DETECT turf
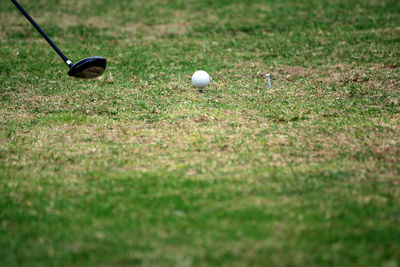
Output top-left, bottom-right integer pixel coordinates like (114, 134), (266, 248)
(1, 0), (400, 266)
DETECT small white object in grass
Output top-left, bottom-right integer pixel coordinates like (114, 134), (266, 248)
(265, 73), (271, 88)
(192, 70), (210, 92)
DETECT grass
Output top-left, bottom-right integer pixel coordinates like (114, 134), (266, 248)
(1, 0), (400, 266)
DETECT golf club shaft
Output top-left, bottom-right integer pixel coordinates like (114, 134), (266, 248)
(10, 0), (72, 67)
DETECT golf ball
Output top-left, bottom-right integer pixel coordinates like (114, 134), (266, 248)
(192, 70), (210, 89)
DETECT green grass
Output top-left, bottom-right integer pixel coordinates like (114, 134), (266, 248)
(1, 0), (400, 266)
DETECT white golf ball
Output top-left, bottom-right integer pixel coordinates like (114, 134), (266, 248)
(192, 70), (210, 89)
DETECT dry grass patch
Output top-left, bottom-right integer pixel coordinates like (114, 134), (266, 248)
(276, 66), (321, 78)
(255, 64), (399, 92)
(123, 21), (191, 40)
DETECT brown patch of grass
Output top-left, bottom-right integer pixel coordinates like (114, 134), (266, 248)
(121, 9), (192, 39)
(1, 13), (30, 36)
(59, 0), (86, 10)
(254, 64), (399, 94)
(122, 22), (149, 34)
(154, 22), (191, 37)
(48, 14), (80, 28)
(382, 79), (400, 91)
(368, 141), (400, 163)
(2, 116), (399, 181)
(0, 108), (35, 125)
(276, 66), (321, 77)
(123, 21), (191, 39)
(86, 16), (111, 29)
(48, 13), (111, 29)
(1, 11), (111, 41)
(0, 109), (271, 175)
(261, 64), (399, 101)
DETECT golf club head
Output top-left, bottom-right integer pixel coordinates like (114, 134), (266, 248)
(68, 57), (107, 79)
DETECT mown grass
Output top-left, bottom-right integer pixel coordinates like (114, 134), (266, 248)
(1, 0), (400, 266)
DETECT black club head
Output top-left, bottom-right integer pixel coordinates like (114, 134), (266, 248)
(68, 57), (107, 79)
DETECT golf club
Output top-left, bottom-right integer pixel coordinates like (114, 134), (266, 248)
(11, 0), (106, 79)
